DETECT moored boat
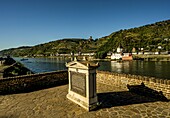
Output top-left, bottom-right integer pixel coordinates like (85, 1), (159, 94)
(20, 58), (28, 61)
(122, 53), (133, 61)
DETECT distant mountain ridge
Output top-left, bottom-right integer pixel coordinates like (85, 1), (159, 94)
(0, 19), (170, 58)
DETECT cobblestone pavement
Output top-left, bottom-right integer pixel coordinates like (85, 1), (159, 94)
(0, 83), (169, 118)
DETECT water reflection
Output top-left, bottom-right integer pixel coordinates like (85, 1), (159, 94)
(98, 60), (170, 80)
(110, 61), (123, 73)
(13, 57), (170, 80)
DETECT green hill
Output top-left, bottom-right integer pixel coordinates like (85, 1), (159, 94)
(95, 20), (170, 58)
(0, 46), (32, 57)
(0, 38), (103, 57)
(0, 19), (170, 58)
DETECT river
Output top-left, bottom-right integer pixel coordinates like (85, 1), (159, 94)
(14, 57), (170, 80)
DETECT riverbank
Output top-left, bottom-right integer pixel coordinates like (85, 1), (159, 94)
(91, 55), (170, 62)
(0, 57), (33, 78)
(133, 54), (170, 61)
(14, 54), (170, 62)
(55, 54), (170, 62)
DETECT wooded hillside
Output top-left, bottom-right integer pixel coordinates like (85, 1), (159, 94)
(0, 20), (170, 58)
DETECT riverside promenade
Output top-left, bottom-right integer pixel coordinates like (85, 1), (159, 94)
(0, 82), (169, 118)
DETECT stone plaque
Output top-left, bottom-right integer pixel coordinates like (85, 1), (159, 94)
(70, 71), (86, 97)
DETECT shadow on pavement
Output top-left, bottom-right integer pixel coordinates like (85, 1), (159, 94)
(127, 82), (169, 102)
(97, 83), (169, 109)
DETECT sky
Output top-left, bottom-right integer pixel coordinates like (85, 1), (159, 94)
(0, 0), (170, 50)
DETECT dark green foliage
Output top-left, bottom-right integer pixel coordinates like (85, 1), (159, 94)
(95, 51), (107, 59)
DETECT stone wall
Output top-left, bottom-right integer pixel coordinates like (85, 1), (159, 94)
(1, 69), (169, 99)
(97, 71), (170, 99)
(0, 70), (68, 94)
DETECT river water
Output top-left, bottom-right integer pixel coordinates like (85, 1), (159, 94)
(14, 57), (170, 80)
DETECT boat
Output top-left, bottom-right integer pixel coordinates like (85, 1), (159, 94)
(122, 53), (133, 61)
(111, 53), (122, 60)
(20, 58), (28, 61)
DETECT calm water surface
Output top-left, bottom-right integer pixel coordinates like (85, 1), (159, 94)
(14, 57), (170, 80)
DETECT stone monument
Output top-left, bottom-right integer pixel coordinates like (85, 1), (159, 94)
(66, 59), (99, 111)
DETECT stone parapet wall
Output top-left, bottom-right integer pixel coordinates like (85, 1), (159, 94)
(97, 71), (170, 99)
(0, 70), (68, 94)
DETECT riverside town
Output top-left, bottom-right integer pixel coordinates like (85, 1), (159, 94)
(0, 1), (170, 117)
(0, 20), (170, 117)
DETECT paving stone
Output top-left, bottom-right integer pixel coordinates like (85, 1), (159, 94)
(109, 111), (118, 116)
(124, 110), (136, 116)
(120, 115), (131, 118)
(0, 83), (169, 118)
(131, 114), (142, 118)
(151, 116), (159, 118)
(130, 108), (140, 114)
(161, 111), (168, 116)
(156, 107), (165, 112)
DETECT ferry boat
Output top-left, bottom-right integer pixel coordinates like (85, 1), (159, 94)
(122, 53), (133, 61)
(111, 53), (122, 60)
(111, 53), (133, 61)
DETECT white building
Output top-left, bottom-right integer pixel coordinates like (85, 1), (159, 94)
(116, 47), (123, 53)
(111, 53), (122, 60)
(111, 47), (123, 60)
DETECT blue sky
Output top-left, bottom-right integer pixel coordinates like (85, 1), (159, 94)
(0, 0), (170, 50)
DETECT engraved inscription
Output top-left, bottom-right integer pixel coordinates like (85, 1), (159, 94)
(70, 72), (86, 97)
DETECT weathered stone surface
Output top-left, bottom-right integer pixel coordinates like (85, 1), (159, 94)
(0, 83), (169, 118)
(97, 71), (170, 99)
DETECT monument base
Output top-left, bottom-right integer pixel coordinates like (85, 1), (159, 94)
(67, 92), (98, 111)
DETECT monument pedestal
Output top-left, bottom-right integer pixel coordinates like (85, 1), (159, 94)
(66, 60), (99, 111)
(67, 91), (98, 111)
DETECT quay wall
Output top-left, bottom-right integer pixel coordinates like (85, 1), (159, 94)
(97, 71), (170, 99)
(0, 70), (68, 94)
